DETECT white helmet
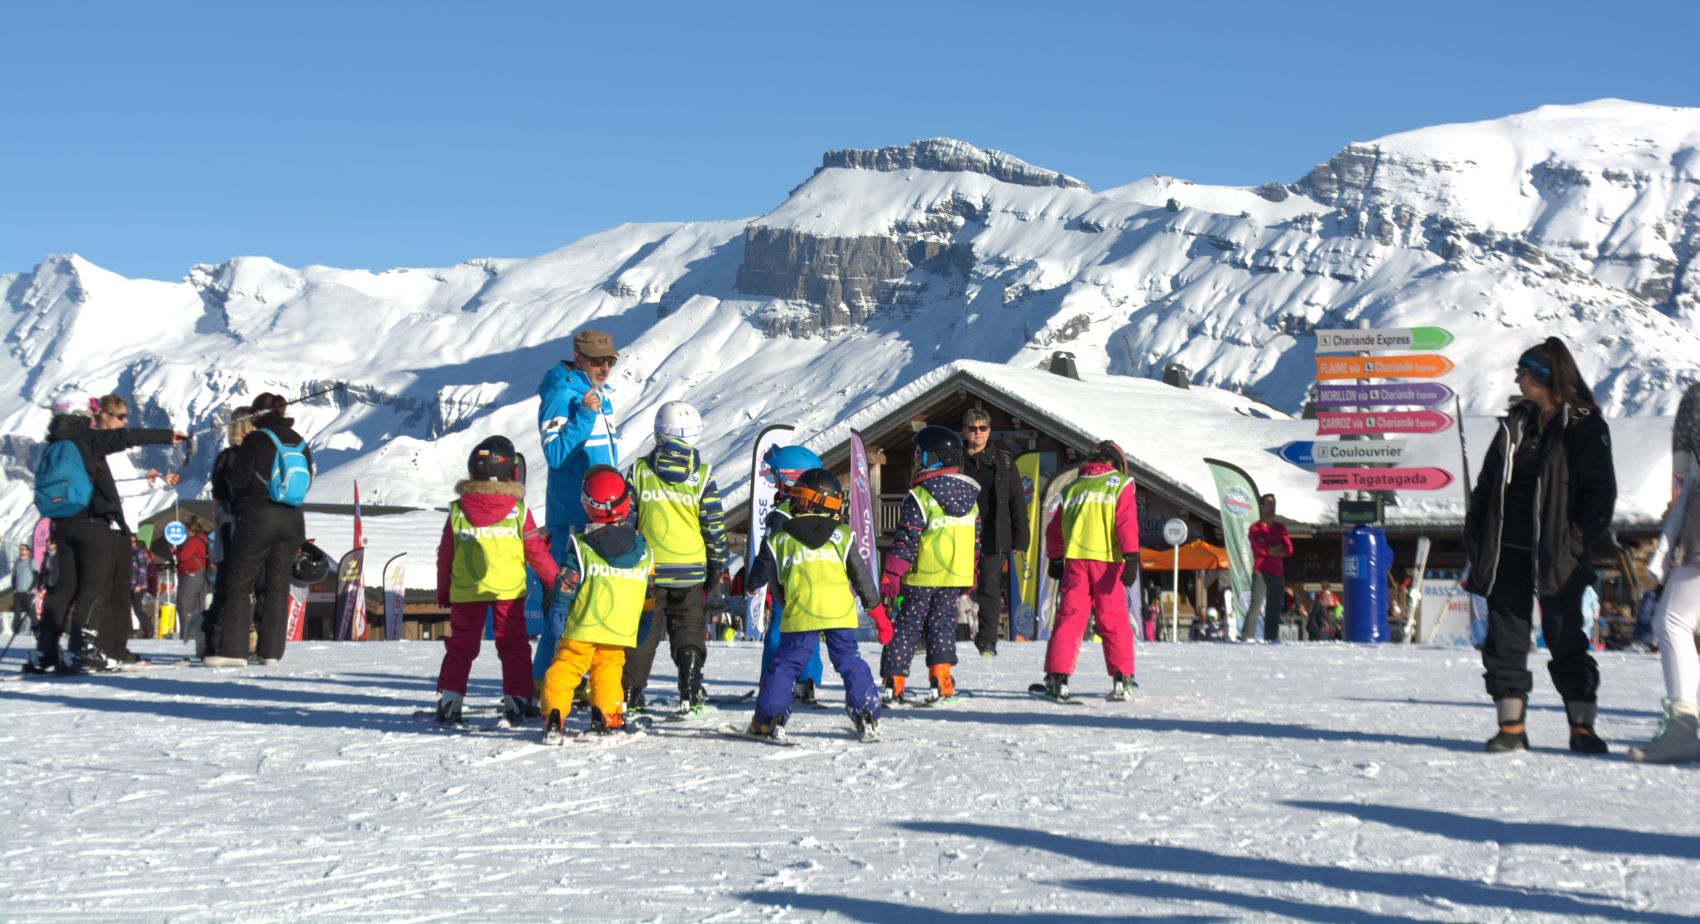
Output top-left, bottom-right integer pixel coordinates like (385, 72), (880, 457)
(1206, 607), (1220, 619)
(49, 388), (98, 417)
(653, 401), (703, 445)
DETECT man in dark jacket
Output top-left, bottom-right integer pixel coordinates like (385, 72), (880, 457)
(206, 396), (311, 667)
(958, 410), (1030, 656)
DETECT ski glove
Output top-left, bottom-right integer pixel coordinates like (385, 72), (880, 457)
(869, 604), (893, 646)
(1047, 559), (1064, 580)
(880, 572), (903, 600)
(1120, 559), (1139, 586)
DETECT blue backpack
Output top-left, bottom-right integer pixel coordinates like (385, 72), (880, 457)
(34, 440), (94, 518)
(256, 429), (312, 506)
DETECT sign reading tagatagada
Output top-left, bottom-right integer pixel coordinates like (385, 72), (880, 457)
(1316, 467), (1454, 492)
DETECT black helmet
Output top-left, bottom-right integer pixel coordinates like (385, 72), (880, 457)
(468, 435), (519, 482)
(790, 468), (845, 518)
(1087, 440), (1127, 475)
(913, 425), (964, 471)
(292, 541), (331, 584)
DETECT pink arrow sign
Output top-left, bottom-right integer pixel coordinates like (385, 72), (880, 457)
(1316, 468), (1455, 492)
(1316, 410), (1454, 436)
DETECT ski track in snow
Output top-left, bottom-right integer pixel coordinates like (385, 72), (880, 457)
(1, 639), (1694, 922)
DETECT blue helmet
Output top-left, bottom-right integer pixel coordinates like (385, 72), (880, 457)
(763, 444), (822, 492)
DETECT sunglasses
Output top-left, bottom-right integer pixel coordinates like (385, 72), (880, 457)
(965, 425), (990, 433)
(578, 355), (616, 368)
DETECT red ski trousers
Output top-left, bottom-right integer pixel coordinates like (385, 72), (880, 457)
(436, 599), (535, 699)
(1044, 559), (1135, 678)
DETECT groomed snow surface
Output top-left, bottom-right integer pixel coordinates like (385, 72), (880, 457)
(1, 639), (1694, 922)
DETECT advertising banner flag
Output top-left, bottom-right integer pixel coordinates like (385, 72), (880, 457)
(744, 425), (795, 638)
(383, 553), (407, 641)
(1203, 458), (1261, 635)
(334, 548), (367, 641)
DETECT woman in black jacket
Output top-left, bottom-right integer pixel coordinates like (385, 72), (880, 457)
(204, 394), (311, 667)
(28, 395), (185, 674)
(1464, 337), (1617, 754)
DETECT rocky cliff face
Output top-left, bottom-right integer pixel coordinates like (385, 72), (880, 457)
(815, 138), (1088, 190)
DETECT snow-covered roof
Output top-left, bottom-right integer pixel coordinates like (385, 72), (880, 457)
(728, 359), (1673, 535)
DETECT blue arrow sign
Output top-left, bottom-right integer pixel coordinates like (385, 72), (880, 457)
(1277, 441), (1315, 467)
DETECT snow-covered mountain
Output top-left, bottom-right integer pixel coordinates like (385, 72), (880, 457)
(3, 99), (1697, 546)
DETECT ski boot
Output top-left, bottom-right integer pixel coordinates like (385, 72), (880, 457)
(541, 709), (567, 746)
(1485, 698), (1529, 753)
(22, 648), (73, 676)
(625, 688), (647, 716)
(499, 694), (532, 728)
(1566, 701), (1609, 755)
(1629, 699), (1700, 764)
(880, 675), (907, 705)
(926, 664), (957, 704)
(848, 706), (880, 742)
(676, 649), (707, 717)
(71, 639), (117, 673)
(1030, 672), (1073, 703)
(589, 706), (624, 735)
(434, 691), (466, 728)
(746, 713), (787, 743)
(1107, 673), (1138, 702)
(792, 678), (819, 707)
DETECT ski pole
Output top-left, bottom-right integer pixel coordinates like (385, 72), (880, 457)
(0, 628), (20, 666)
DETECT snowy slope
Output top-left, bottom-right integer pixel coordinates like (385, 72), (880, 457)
(3, 100), (1696, 561)
(0, 639), (1693, 920)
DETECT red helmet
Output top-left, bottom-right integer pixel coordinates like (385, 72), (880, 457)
(581, 465), (632, 524)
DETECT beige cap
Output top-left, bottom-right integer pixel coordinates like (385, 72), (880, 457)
(573, 329), (618, 359)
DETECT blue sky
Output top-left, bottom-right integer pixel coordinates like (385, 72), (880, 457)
(3, 1), (1696, 280)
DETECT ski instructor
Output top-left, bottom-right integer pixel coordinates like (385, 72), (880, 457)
(533, 329), (622, 681)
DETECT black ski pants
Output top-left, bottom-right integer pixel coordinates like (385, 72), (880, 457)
(215, 505), (304, 661)
(203, 521), (235, 656)
(971, 552), (1007, 651)
(622, 585), (707, 697)
(1480, 547), (1599, 704)
(97, 531), (136, 657)
(38, 519), (118, 656)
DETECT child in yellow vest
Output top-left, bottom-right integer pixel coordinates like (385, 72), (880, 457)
(878, 426), (981, 704)
(539, 465), (655, 741)
(745, 469), (888, 742)
(434, 436), (559, 727)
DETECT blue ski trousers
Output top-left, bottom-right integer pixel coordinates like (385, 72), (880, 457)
(756, 628), (880, 725)
(879, 585), (962, 678)
(761, 596), (823, 686)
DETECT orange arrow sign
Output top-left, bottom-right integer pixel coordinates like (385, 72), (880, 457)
(1315, 355), (1455, 380)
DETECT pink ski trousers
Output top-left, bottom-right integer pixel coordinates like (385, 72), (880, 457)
(1044, 559), (1135, 678)
(436, 599), (535, 699)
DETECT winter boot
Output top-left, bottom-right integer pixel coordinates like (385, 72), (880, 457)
(590, 705), (624, 734)
(625, 688), (647, 715)
(1107, 673), (1138, 702)
(1566, 701), (1609, 754)
(499, 694), (531, 727)
(71, 639), (117, 673)
(541, 709), (567, 746)
(23, 648), (60, 675)
(927, 664), (956, 702)
(881, 675), (906, 705)
(1485, 698), (1529, 752)
(434, 691), (465, 727)
(677, 649), (706, 714)
(1629, 699), (1700, 764)
(792, 678), (819, 707)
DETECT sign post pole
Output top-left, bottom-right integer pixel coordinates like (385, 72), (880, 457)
(1162, 518), (1188, 642)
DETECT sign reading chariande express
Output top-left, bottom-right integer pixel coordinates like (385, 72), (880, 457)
(1314, 326), (1454, 353)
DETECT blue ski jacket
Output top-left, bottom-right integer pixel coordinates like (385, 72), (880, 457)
(537, 362), (620, 530)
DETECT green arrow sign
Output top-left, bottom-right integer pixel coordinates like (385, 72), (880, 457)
(1315, 326), (1455, 353)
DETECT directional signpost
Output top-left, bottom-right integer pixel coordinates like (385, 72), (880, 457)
(1278, 439), (1411, 467)
(1315, 326), (1455, 353)
(1162, 518), (1187, 642)
(1315, 467), (1455, 492)
(1314, 383), (1454, 408)
(1315, 410), (1454, 436)
(1315, 355), (1455, 380)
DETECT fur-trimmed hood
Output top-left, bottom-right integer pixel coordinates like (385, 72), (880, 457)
(454, 479), (527, 527)
(456, 479), (526, 498)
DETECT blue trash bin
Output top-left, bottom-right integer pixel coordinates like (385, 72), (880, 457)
(1343, 525), (1392, 643)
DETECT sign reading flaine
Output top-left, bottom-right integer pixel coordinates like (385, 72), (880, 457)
(1315, 383), (1454, 408)
(1315, 327), (1453, 353)
(1279, 439), (1411, 467)
(1316, 410), (1454, 436)
(1316, 355), (1454, 380)
(1316, 467), (1455, 492)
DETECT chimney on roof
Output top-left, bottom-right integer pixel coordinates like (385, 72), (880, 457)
(1162, 363), (1190, 389)
(1048, 351), (1079, 380)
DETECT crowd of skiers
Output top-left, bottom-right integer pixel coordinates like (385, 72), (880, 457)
(14, 330), (1699, 761)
